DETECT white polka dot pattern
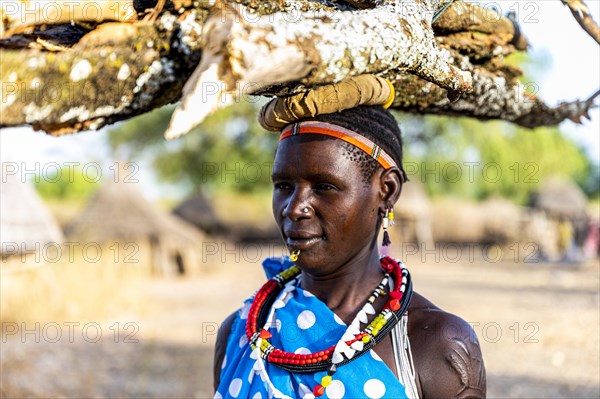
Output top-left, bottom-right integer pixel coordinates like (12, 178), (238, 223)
(296, 310), (316, 329)
(240, 303), (251, 319)
(363, 379), (386, 399)
(333, 313), (345, 326)
(228, 378), (243, 397)
(294, 347), (311, 355)
(326, 380), (346, 398)
(369, 350), (383, 361)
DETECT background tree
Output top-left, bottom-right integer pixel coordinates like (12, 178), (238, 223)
(109, 101), (278, 193)
(34, 166), (99, 201)
(400, 116), (593, 204)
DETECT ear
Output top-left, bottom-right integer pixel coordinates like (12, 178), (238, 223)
(377, 167), (403, 211)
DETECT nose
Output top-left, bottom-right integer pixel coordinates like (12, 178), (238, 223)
(282, 187), (312, 221)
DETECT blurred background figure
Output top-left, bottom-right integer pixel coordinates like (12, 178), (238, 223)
(529, 176), (590, 263)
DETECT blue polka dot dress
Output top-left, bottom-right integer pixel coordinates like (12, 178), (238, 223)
(215, 257), (409, 399)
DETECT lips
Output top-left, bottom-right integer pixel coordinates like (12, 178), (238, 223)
(284, 231), (324, 250)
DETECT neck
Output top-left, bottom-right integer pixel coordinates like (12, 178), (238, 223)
(300, 247), (385, 324)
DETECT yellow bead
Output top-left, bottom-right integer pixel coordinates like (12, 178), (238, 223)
(321, 376), (332, 387)
(372, 328), (380, 336)
(290, 250), (300, 262)
(362, 335), (371, 343)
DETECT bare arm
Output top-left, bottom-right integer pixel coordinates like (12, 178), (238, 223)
(419, 313), (486, 398)
(213, 312), (236, 393)
(408, 294), (486, 399)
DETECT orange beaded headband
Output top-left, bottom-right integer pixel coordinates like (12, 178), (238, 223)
(279, 121), (398, 170)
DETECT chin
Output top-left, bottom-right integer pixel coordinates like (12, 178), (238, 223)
(293, 251), (341, 276)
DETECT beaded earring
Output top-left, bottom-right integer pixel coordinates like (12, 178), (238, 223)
(382, 207), (395, 247)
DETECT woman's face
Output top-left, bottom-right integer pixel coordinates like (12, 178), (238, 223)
(272, 136), (383, 274)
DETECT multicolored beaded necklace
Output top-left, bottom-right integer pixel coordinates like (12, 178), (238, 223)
(246, 256), (413, 397)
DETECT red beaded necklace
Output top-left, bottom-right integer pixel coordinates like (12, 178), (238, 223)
(246, 256), (413, 397)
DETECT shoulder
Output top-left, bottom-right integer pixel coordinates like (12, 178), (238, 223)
(213, 312), (238, 392)
(407, 292), (486, 399)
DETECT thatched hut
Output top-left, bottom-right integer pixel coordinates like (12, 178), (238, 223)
(431, 197), (524, 245)
(173, 192), (227, 236)
(531, 176), (587, 219)
(393, 181), (434, 248)
(173, 192), (283, 244)
(528, 176), (589, 261)
(66, 178), (204, 276)
(480, 196), (525, 244)
(1, 171), (64, 258)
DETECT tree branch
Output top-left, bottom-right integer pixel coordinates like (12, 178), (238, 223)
(0, 0), (597, 136)
(389, 68), (599, 127)
(0, 6), (206, 134)
(562, 0), (600, 44)
(165, 0), (473, 138)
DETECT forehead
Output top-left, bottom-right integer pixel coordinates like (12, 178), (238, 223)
(272, 136), (358, 178)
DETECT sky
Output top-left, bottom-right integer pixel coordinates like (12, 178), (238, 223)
(1, 0), (599, 200)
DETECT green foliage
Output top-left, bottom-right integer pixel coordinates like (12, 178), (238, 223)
(399, 114), (593, 204)
(34, 167), (98, 201)
(108, 100), (278, 194)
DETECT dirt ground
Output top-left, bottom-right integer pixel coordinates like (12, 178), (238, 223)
(1, 247), (599, 398)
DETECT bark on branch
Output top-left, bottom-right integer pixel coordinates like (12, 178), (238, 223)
(561, 0), (600, 44)
(0, 0), (598, 136)
(165, 0), (474, 138)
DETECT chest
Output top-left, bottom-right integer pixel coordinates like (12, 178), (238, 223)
(372, 334), (399, 376)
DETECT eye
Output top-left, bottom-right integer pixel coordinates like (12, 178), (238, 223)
(315, 183), (336, 191)
(274, 182), (292, 191)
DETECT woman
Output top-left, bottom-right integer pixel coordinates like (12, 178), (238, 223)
(213, 99), (486, 398)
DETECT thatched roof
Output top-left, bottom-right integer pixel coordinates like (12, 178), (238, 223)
(1, 172), (64, 256)
(173, 192), (226, 235)
(532, 176), (588, 219)
(66, 178), (202, 246)
(173, 192), (284, 243)
(431, 197), (525, 244)
(480, 196), (524, 244)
